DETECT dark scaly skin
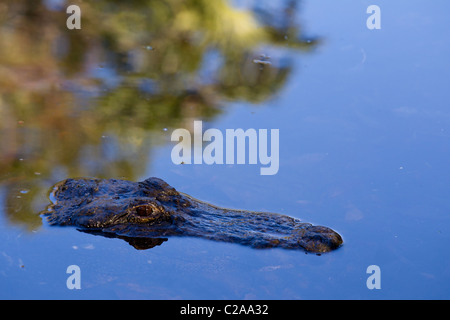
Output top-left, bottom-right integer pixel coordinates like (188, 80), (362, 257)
(42, 177), (343, 253)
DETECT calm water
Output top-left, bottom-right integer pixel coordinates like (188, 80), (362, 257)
(1, 0), (449, 299)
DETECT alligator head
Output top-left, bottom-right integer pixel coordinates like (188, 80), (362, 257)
(42, 177), (343, 253)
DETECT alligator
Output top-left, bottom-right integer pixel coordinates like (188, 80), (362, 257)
(42, 177), (343, 253)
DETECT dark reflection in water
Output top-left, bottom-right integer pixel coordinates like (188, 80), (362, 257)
(0, 0), (317, 228)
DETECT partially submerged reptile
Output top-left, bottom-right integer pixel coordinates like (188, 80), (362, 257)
(42, 177), (343, 253)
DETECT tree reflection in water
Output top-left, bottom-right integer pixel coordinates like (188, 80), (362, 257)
(0, 0), (318, 228)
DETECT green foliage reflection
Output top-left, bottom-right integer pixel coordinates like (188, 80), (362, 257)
(0, 0), (317, 228)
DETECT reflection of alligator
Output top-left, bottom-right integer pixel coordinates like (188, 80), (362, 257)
(42, 177), (343, 253)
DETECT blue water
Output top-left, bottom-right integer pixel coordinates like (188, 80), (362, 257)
(1, 0), (449, 299)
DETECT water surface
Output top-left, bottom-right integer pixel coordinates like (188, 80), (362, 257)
(0, 0), (449, 299)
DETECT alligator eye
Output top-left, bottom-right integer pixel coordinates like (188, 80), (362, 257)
(135, 205), (154, 217)
(132, 204), (167, 221)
